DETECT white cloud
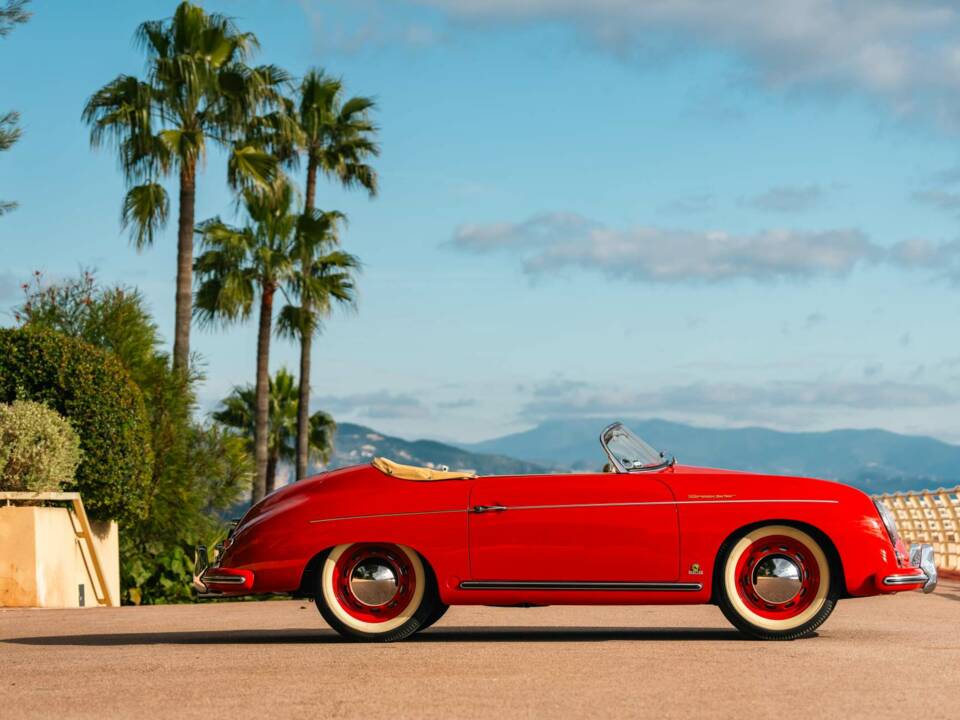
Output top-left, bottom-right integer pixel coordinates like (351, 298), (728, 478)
(520, 379), (960, 424)
(451, 212), (960, 284)
(437, 398), (477, 410)
(912, 189), (960, 213)
(888, 238), (960, 283)
(657, 193), (714, 215)
(0, 272), (22, 302)
(743, 185), (824, 213)
(298, 0), (445, 53)
(315, 391), (430, 419)
(805, 312), (826, 329)
(414, 0), (960, 124)
(451, 212), (882, 282)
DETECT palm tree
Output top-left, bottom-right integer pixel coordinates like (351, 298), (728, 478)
(278, 211), (359, 481)
(213, 368), (335, 495)
(82, 1), (286, 373)
(0, 0), (31, 216)
(286, 69), (378, 481)
(194, 179), (299, 504)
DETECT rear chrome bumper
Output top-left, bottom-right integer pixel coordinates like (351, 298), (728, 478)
(881, 543), (937, 594)
(193, 544), (254, 596)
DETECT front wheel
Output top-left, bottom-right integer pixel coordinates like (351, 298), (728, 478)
(418, 601), (449, 631)
(717, 525), (839, 641)
(315, 542), (440, 642)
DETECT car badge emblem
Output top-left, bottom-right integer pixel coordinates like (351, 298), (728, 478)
(689, 563), (703, 575)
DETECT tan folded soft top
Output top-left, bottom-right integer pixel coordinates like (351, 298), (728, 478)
(371, 457), (476, 481)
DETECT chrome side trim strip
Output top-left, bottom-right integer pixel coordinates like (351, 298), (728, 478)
(308, 508), (466, 524)
(459, 580), (703, 591)
(307, 499), (839, 524)
(882, 573), (927, 587)
(683, 498), (838, 505)
(494, 499), (839, 513)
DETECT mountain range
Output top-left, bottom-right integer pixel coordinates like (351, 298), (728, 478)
(328, 418), (960, 494)
(327, 423), (550, 476)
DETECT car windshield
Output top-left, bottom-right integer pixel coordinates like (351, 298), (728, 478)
(600, 423), (670, 472)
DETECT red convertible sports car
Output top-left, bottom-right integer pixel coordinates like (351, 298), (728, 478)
(194, 422), (937, 642)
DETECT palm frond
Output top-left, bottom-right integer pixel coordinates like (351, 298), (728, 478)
(0, 0), (30, 38)
(276, 303), (318, 339)
(308, 410), (336, 465)
(82, 75), (156, 153)
(85, 0), (281, 204)
(193, 219), (258, 326)
(212, 367), (331, 464)
(121, 183), (170, 249)
(338, 95), (377, 122)
(227, 144), (278, 191)
(134, 19), (170, 59)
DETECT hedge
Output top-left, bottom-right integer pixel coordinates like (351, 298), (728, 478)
(0, 327), (153, 522)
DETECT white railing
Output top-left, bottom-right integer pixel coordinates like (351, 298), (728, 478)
(874, 487), (960, 573)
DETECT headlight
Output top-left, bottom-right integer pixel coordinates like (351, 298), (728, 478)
(874, 499), (903, 561)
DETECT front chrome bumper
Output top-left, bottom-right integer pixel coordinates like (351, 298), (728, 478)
(193, 544), (254, 596)
(881, 543), (937, 594)
(192, 544), (211, 594)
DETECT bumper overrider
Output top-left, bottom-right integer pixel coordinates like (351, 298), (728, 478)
(193, 544), (254, 597)
(880, 543), (938, 594)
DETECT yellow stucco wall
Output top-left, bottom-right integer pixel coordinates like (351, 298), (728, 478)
(0, 506), (120, 608)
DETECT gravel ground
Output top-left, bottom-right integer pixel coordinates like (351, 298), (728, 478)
(1, 581), (958, 719)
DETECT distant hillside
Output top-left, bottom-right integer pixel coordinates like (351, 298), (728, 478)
(465, 418), (960, 493)
(325, 422), (550, 476)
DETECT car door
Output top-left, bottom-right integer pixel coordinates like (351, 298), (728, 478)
(467, 472), (679, 582)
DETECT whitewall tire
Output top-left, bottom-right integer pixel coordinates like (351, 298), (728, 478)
(315, 542), (438, 642)
(717, 525), (839, 640)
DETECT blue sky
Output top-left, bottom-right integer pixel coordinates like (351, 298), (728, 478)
(2, 0), (960, 443)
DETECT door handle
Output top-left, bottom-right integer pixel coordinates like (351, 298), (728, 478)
(472, 504), (507, 514)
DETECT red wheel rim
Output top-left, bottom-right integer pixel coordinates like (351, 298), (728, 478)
(331, 544), (417, 623)
(734, 535), (821, 620)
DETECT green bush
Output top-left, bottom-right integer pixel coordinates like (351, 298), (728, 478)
(0, 327), (153, 523)
(14, 274), (251, 604)
(0, 400), (83, 492)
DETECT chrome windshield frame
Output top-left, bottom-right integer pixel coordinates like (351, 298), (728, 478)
(600, 422), (675, 473)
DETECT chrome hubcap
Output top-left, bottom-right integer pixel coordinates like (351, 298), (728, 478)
(752, 554), (802, 604)
(349, 559), (399, 606)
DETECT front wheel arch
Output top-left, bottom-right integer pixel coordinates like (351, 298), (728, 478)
(313, 542), (443, 642)
(296, 542), (441, 599)
(710, 520), (846, 604)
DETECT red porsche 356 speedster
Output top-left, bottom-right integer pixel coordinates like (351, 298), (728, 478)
(194, 422), (937, 642)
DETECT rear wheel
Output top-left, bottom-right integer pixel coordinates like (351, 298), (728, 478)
(717, 525), (838, 641)
(315, 542), (439, 642)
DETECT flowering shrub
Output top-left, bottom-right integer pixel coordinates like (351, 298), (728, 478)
(0, 400), (83, 492)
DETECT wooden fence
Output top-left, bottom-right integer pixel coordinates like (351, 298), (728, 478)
(874, 487), (960, 573)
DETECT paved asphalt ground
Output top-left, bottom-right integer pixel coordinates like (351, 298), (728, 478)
(2, 581), (959, 719)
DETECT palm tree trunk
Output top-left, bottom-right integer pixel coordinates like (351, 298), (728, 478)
(252, 281), (275, 504)
(304, 154), (318, 211)
(172, 158), (196, 374)
(266, 452), (278, 496)
(295, 155), (319, 482)
(295, 321), (312, 481)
